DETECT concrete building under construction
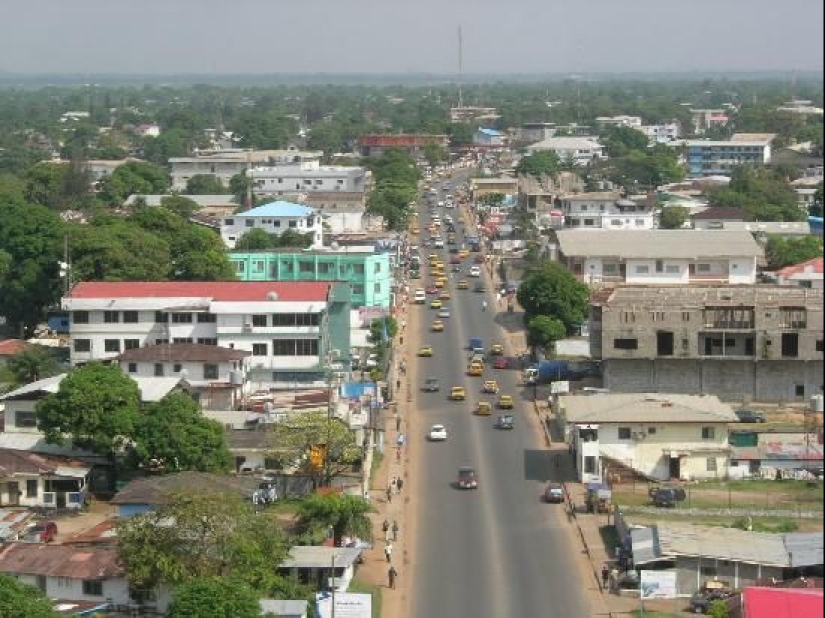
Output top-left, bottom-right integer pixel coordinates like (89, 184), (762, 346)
(590, 286), (824, 403)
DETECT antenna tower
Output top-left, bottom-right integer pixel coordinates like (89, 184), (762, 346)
(457, 26), (464, 110)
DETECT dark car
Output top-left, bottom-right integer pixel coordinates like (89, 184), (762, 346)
(689, 586), (734, 614)
(473, 282), (486, 292)
(543, 482), (564, 503)
(492, 357), (509, 370)
(25, 521), (58, 543)
(649, 486), (686, 507)
(422, 377), (440, 392)
(456, 467), (479, 489)
(495, 414), (515, 430)
(735, 408), (766, 423)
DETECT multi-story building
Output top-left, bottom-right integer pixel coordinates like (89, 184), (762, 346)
(221, 201), (324, 250)
(555, 229), (762, 285)
(595, 115), (643, 128)
(776, 100), (825, 116)
(470, 177), (519, 200)
(689, 108), (729, 134)
(301, 192), (371, 234)
(525, 137), (606, 166)
(640, 122), (681, 143)
(169, 148), (323, 191)
(559, 191), (655, 230)
(684, 133), (774, 178)
(61, 281), (351, 391)
(357, 134), (449, 158)
(249, 160), (370, 197)
(589, 285), (824, 402)
(473, 128), (505, 147)
(450, 106), (499, 123)
(230, 248), (392, 309)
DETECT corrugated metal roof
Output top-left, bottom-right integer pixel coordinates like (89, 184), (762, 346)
(0, 374), (65, 401)
(281, 546), (362, 569)
(631, 527), (662, 565)
(560, 393), (737, 424)
(783, 533), (824, 567)
(556, 229), (763, 259)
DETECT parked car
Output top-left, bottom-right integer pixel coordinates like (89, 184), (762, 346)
(735, 408), (766, 423)
(649, 486), (686, 507)
(543, 482), (564, 503)
(25, 521), (58, 543)
(688, 581), (735, 614)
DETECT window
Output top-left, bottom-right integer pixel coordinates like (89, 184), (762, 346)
(635, 265), (649, 274)
(252, 343), (268, 356)
(352, 284), (365, 295)
(817, 340), (824, 352)
(15, 412), (37, 428)
(253, 260), (265, 272)
(73, 311), (89, 324)
(634, 219), (645, 227)
(352, 264), (365, 275)
(610, 218), (622, 226)
(26, 480), (38, 498)
(696, 263), (711, 273)
(374, 283), (382, 294)
(173, 364), (182, 373)
(197, 313), (217, 323)
(647, 427), (656, 435)
(272, 340), (294, 356)
(701, 427), (715, 439)
(104, 339), (120, 353)
(779, 307), (807, 329)
(245, 219), (254, 227)
(318, 262), (333, 275)
(665, 265), (680, 274)
(781, 333), (799, 358)
(655, 260), (664, 273)
(298, 261), (314, 274)
(682, 312), (690, 322)
(273, 220), (281, 227)
(203, 364), (219, 380)
(703, 307), (755, 329)
(252, 314), (268, 327)
(82, 580), (103, 596)
(74, 339), (91, 353)
(225, 218), (234, 226)
(173, 337), (193, 344)
(613, 338), (638, 350)
(124, 339), (139, 350)
(155, 311), (168, 324)
(236, 261), (246, 273)
(155, 338), (169, 345)
(289, 220), (297, 228)
(154, 363), (164, 377)
(123, 311), (139, 323)
(374, 262), (382, 274)
(197, 337), (218, 345)
(103, 310), (119, 323)
(795, 384), (805, 397)
(296, 339), (319, 356)
(706, 457), (717, 472)
(583, 218), (596, 226)
(618, 427), (632, 440)
(127, 363), (137, 373)
(584, 456), (597, 474)
(171, 313), (193, 324)
(602, 263), (619, 276)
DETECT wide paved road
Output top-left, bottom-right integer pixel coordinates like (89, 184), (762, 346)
(408, 173), (590, 617)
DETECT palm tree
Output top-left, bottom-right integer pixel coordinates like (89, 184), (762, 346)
(296, 493), (374, 546)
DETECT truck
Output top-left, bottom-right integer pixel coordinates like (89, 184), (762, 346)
(522, 360), (599, 385)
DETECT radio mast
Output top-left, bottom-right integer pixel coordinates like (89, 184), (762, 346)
(457, 26), (464, 110)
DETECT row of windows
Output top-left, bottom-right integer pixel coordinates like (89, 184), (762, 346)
(236, 261), (377, 275)
(250, 313), (321, 327)
(73, 311), (218, 325)
(74, 338), (218, 353)
(616, 426), (716, 440)
(126, 362), (219, 379)
(257, 177), (346, 185)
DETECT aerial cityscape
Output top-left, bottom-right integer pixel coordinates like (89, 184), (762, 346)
(0, 2), (823, 617)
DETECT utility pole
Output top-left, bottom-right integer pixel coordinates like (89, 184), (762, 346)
(457, 26), (464, 111)
(331, 553), (336, 618)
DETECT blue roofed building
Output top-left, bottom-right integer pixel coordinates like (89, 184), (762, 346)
(221, 201), (324, 249)
(473, 127), (505, 147)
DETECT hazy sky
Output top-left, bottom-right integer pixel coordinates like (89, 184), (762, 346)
(2, 0), (823, 75)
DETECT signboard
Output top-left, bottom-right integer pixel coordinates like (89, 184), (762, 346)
(550, 381), (570, 394)
(639, 570), (678, 600)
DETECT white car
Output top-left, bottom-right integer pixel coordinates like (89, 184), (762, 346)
(428, 424), (448, 441)
(469, 266), (481, 277)
(414, 289), (426, 304)
(437, 308), (451, 318)
(364, 354), (379, 368)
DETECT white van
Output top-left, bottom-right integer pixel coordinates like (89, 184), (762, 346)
(414, 289), (427, 304)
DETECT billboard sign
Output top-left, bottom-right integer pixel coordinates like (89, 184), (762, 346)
(639, 570), (678, 600)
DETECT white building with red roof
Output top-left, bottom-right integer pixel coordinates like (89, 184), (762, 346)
(61, 281), (351, 391)
(771, 257), (823, 289)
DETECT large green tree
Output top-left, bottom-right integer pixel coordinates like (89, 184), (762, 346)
(5, 345), (61, 384)
(0, 201), (64, 335)
(515, 150), (561, 178)
(296, 492), (373, 546)
(710, 165), (803, 221)
(36, 363), (141, 457)
(234, 228), (314, 251)
(658, 205), (690, 229)
(516, 261), (590, 334)
(526, 315), (567, 355)
(129, 392), (232, 473)
(764, 235), (824, 269)
(168, 578), (260, 618)
(269, 412), (362, 489)
(185, 174), (228, 195)
(118, 490), (289, 592)
(99, 160), (169, 204)
(0, 575), (60, 618)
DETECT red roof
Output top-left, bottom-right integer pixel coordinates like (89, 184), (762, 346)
(0, 339), (28, 357)
(744, 587), (823, 618)
(358, 134), (449, 147)
(775, 257), (824, 278)
(68, 281), (331, 302)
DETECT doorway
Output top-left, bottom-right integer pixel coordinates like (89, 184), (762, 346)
(669, 456), (681, 480)
(6, 482), (20, 506)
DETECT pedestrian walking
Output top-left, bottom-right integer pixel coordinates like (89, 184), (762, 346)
(610, 567), (619, 593)
(385, 486), (392, 503)
(391, 520), (399, 541)
(395, 415), (402, 432)
(382, 519), (390, 536)
(388, 565), (398, 589)
(396, 447), (402, 462)
(390, 477), (397, 493)
(396, 379), (401, 391)
(396, 478), (404, 493)
(384, 542), (393, 563)
(601, 564), (609, 589)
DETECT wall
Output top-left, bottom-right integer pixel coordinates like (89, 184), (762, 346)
(2, 399), (40, 433)
(14, 574), (131, 607)
(674, 556), (782, 595)
(119, 360), (240, 382)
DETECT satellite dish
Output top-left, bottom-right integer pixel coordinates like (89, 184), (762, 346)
(266, 291), (279, 301)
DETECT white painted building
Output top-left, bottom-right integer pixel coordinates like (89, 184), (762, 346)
(640, 122), (681, 143)
(221, 201), (324, 249)
(555, 229), (762, 285)
(559, 191), (655, 230)
(61, 281), (338, 391)
(249, 160), (370, 196)
(595, 115), (643, 128)
(525, 136), (606, 166)
(557, 393), (737, 483)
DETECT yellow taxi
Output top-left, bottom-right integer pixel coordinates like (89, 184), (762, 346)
(436, 276), (448, 286)
(476, 401), (492, 416)
(497, 395), (514, 409)
(430, 299), (443, 309)
(417, 345), (434, 357)
(434, 261), (445, 270)
(439, 290), (451, 301)
(490, 343), (504, 356)
(428, 254), (439, 263)
(458, 249), (470, 259)
(449, 386), (467, 401)
(467, 362), (484, 377)
(433, 280), (445, 290)
(431, 319), (444, 332)
(457, 280), (469, 290)
(482, 380), (500, 394)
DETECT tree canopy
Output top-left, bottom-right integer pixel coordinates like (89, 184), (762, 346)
(185, 174), (228, 195)
(4, 345), (61, 385)
(99, 160), (169, 204)
(709, 165), (803, 221)
(515, 150), (561, 178)
(128, 392), (232, 474)
(234, 227), (314, 251)
(526, 315), (567, 354)
(168, 578), (261, 618)
(364, 149), (420, 231)
(36, 362), (141, 456)
(764, 235), (824, 269)
(516, 261), (590, 335)
(658, 205), (690, 229)
(0, 575), (60, 618)
(296, 492), (374, 546)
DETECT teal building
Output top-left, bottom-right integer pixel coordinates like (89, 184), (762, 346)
(230, 249), (393, 309)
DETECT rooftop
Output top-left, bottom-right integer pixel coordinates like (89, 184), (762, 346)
(774, 256), (823, 279)
(0, 339), (29, 357)
(110, 472), (261, 505)
(66, 281), (331, 303)
(592, 284), (824, 309)
(114, 343), (250, 364)
(236, 201), (315, 218)
(0, 374), (186, 404)
(555, 229), (762, 259)
(123, 194), (240, 208)
(527, 136), (603, 151)
(280, 545), (362, 570)
(560, 393), (737, 424)
(561, 191), (621, 201)
(0, 449), (90, 479)
(0, 543), (124, 579)
(691, 206), (747, 220)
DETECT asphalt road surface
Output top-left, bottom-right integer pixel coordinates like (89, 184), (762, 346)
(409, 173), (590, 617)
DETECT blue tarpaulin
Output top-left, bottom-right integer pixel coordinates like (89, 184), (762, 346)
(341, 382), (379, 399)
